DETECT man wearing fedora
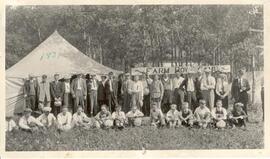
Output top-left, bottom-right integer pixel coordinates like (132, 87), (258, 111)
(38, 74), (51, 109)
(24, 74), (39, 111)
(71, 73), (87, 112)
(50, 73), (64, 116)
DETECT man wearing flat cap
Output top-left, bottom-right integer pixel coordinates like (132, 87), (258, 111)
(37, 107), (56, 128)
(24, 74), (39, 111)
(38, 74), (51, 109)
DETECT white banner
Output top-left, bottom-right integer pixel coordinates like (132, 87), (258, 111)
(131, 65), (231, 75)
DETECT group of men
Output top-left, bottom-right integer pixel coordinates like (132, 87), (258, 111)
(22, 68), (250, 119)
(5, 67), (252, 132)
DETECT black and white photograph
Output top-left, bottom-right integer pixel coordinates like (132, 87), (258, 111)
(4, 4), (266, 152)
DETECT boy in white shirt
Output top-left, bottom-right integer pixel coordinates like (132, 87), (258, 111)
(19, 108), (45, 132)
(150, 103), (165, 128)
(179, 102), (194, 128)
(211, 100), (227, 129)
(126, 105), (144, 127)
(57, 106), (73, 131)
(37, 107), (56, 128)
(112, 105), (127, 129)
(194, 99), (211, 129)
(95, 104), (113, 129)
(72, 106), (92, 129)
(6, 116), (18, 132)
(166, 104), (181, 128)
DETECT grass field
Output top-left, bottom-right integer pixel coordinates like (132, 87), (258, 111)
(6, 105), (264, 151)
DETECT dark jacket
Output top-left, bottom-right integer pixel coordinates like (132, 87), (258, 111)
(180, 78), (196, 92)
(231, 78), (250, 101)
(23, 80), (39, 96)
(97, 81), (106, 101)
(50, 81), (64, 100)
(104, 79), (118, 99)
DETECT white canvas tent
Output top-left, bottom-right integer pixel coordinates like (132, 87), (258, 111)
(6, 31), (121, 116)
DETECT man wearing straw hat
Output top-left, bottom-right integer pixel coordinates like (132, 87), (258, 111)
(24, 73), (39, 111)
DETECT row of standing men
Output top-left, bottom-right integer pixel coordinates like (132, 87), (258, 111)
(23, 68), (250, 117)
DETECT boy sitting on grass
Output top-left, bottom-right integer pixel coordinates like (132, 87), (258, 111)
(95, 104), (113, 129)
(112, 105), (127, 130)
(57, 106), (73, 132)
(227, 102), (247, 129)
(166, 104), (181, 128)
(194, 99), (211, 129)
(211, 100), (227, 129)
(150, 102), (165, 128)
(6, 115), (18, 132)
(72, 106), (92, 129)
(37, 107), (56, 128)
(179, 102), (194, 128)
(19, 108), (45, 132)
(126, 105), (144, 127)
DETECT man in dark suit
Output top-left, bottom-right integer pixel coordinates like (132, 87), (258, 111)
(231, 69), (250, 115)
(71, 73), (87, 112)
(105, 72), (118, 112)
(97, 75), (107, 108)
(50, 73), (64, 116)
(24, 74), (39, 111)
(180, 72), (197, 112)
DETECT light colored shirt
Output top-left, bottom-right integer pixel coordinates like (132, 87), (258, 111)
(37, 113), (56, 127)
(166, 109), (180, 121)
(126, 110), (144, 118)
(133, 81), (144, 98)
(77, 78), (82, 90)
(150, 109), (164, 122)
(194, 106), (211, 120)
(211, 107), (227, 120)
(172, 77), (185, 90)
(186, 78), (195, 92)
(72, 112), (90, 125)
(57, 112), (72, 126)
(6, 119), (17, 132)
(19, 116), (44, 130)
(200, 75), (216, 90)
(64, 82), (70, 93)
(112, 111), (126, 121)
